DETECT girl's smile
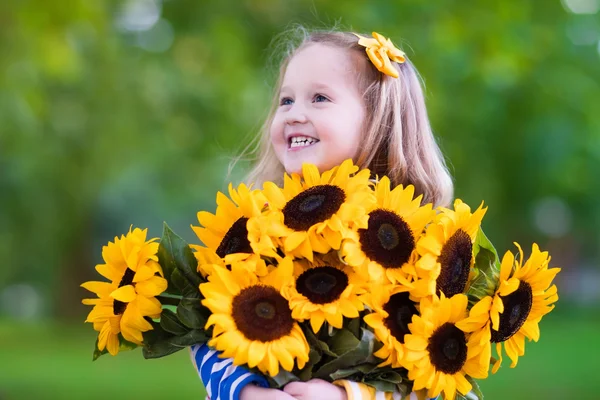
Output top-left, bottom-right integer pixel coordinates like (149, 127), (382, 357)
(288, 134), (320, 151)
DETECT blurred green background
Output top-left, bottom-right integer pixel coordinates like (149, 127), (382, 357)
(1, 0), (599, 399)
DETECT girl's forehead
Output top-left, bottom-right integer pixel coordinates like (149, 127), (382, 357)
(282, 44), (358, 88)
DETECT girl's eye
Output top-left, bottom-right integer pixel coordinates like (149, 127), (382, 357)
(280, 97), (293, 106)
(314, 94), (329, 103)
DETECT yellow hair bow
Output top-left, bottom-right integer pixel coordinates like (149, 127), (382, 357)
(354, 32), (406, 78)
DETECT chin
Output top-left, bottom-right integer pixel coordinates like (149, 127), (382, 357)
(283, 160), (304, 175)
(284, 154), (325, 175)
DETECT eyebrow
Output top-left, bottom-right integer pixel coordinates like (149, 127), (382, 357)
(280, 82), (335, 94)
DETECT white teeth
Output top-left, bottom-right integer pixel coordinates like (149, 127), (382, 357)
(289, 136), (318, 148)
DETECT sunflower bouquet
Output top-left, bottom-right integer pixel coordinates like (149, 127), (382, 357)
(81, 159), (560, 400)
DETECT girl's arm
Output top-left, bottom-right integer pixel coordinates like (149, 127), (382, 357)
(189, 344), (273, 400)
(190, 344), (296, 400)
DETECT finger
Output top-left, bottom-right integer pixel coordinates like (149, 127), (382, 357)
(283, 381), (307, 396)
(277, 390), (298, 400)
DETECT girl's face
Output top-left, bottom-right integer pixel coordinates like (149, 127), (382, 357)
(270, 43), (366, 175)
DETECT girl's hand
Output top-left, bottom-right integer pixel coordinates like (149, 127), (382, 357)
(283, 379), (348, 400)
(239, 384), (297, 400)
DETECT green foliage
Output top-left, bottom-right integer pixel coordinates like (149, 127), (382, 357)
(158, 222), (204, 295)
(261, 318), (415, 395)
(142, 319), (210, 359)
(141, 223), (210, 359)
(0, 0), (597, 320)
(468, 228), (502, 306)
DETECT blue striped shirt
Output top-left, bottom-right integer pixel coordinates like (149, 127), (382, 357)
(189, 344), (268, 400)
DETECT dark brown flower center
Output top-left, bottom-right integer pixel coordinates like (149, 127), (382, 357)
(216, 217), (252, 258)
(359, 209), (415, 269)
(231, 285), (294, 342)
(491, 281), (533, 343)
(113, 267), (135, 315)
(383, 292), (418, 344)
(436, 229), (472, 297)
(296, 266), (349, 304)
(282, 185), (345, 231)
(428, 322), (468, 374)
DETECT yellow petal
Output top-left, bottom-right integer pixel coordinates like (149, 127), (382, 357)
(404, 335), (428, 351)
(248, 341), (266, 368)
(272, 342), (294, 372)
(132, 264), (155, 283)
(110, 285), (137, 302)
(302, 163), (321, 187)
(310, 312), (325, 333)
(285, 232), (307, 251)
(136, 295), (162, 317)
(106, 330), (120, 356)
(135, 276), (168, 297)
(81, 281), (115, 297)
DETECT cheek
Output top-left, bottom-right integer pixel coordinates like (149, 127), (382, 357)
(270, 116), (284, 146)
(326, 108), (364, 154)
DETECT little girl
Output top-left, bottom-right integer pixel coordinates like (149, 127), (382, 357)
(190, 26), (453, 400)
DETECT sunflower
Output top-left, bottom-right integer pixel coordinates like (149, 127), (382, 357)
(192, 245), (268, 278)
(413, 199), (487, 299)
(200, 257), (309, 377)
(341, 176), (435, 286)
(457, 243), (560, 374)
(192, 182), (276, 262)
(362, 284), (418, 368)
(260, 159), (373, 261)
(81, 227), (167, 355)
(403, 294), (490, 400)
(281, 252), (366, 333)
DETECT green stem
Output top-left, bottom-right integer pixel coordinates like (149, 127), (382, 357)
(157, 295), (181, 306)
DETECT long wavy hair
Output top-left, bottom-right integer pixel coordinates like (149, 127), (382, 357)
(234, 26), (453, 207)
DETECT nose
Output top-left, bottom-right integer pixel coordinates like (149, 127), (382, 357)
(284, 103), (308, 125)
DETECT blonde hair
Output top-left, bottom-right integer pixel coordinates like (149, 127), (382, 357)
(236, 26), (454, 207)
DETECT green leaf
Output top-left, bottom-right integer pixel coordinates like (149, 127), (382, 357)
(356, 363), (378, 374)
(314, 328), (376, 379)
(170, 329), (210, 347)
(142, 320), (210, 359)
(329, 328), (360, 355)
(362, 380), (398, 393)
(171, 268), (201, 299)
(359, 367), (410, 396)
(472, 228), (500, 275)
(375, 370), (403, 384)
(317, 339), (338, 357)
(92, 335), (138, 361)
(297, 348), (321, 381)
(158, 222), (203, 294)
(301, 323), (337, 357)
(468, 228), (501, 305)
(329, 362), (379, 380)
(465, 376), (484, 399)
(142, 321), (176, 358)
(455, 391), (481, 400)
(177, 297), (210, 330)
(346, 315), (361, 338)
(265, 369), (300, 388)
(329, 367), (360, 380)
(160, 308), (190, 335)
